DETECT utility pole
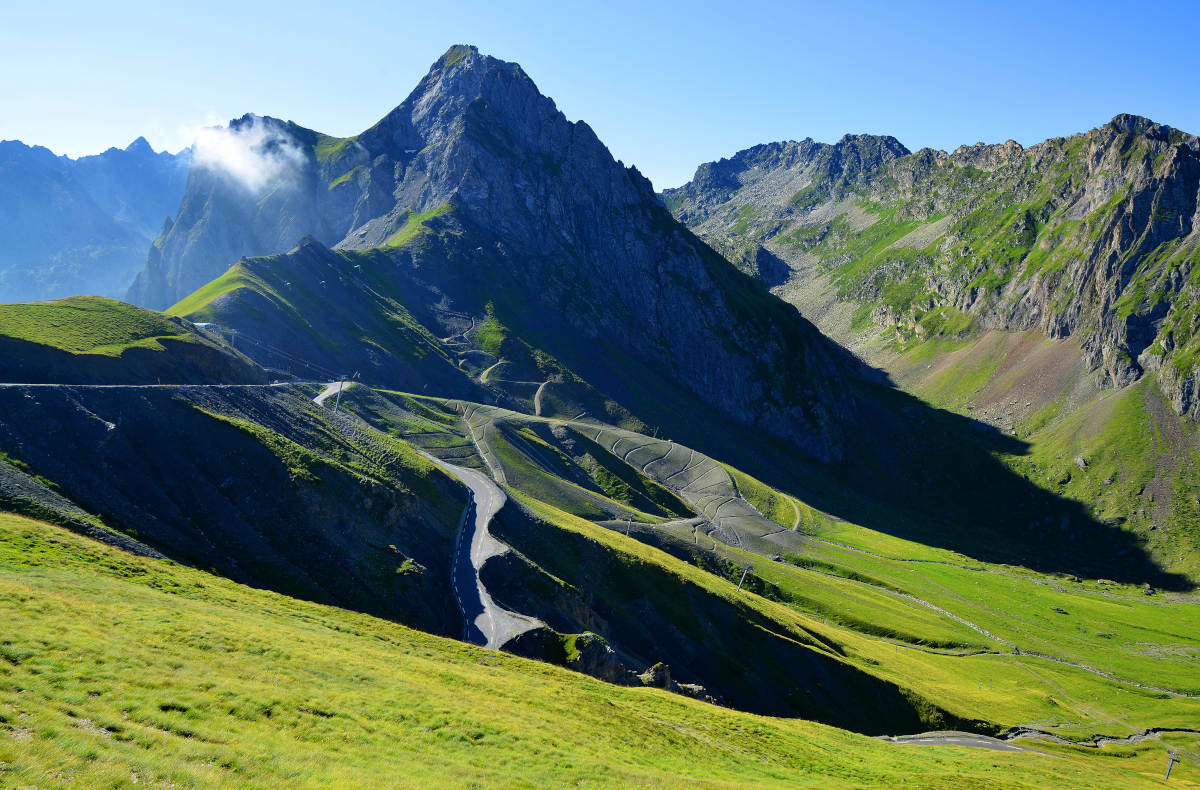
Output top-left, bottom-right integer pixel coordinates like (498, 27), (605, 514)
(1165, 750), (1180, 780)
(624, 514), (632, 536)
(333, 377), (346, 412)
(737, 564), (753, 592)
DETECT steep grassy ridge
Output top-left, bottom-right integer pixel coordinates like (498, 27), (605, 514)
(0, 296), (265, 384)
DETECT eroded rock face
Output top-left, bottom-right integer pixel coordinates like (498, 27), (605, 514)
(638, 661), (672, 689)
(502, 628), (720, 704)
(665, 114), (1200, 418)
(569, 632), (633, 685)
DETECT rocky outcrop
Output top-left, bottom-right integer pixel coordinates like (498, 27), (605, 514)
(665, 114), (1200, 419)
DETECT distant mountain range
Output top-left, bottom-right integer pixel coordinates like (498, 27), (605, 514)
(0, 137), (190, 301)
(662, 115), (1200, 418)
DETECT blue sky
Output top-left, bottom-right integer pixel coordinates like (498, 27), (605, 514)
(2, 0), (1197, 188)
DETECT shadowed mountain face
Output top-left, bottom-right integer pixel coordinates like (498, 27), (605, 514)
(0, 138), (190, 301)
(127, 116), (361, 310)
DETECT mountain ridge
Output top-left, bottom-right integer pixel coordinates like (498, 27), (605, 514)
(151, 45), (862, 464)
(663, 113), (1200, 416)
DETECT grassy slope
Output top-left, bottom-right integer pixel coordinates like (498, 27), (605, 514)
(164, 263), (269, 322)
(529, 406), (1200, 729)
(878, 328), (1200, 579)
(352, 397), (1200, 742)
(0, 296), (202, 356)
(519, 456), (1200, 738)
(3, 511), (1193, 789)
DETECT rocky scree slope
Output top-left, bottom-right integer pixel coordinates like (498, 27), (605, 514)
(159, 45), (858, 464)
(664, 115), (1200, 417)
(0, 137), (189, 301)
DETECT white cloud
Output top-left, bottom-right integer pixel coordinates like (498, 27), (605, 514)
(191, 116), (306, 192)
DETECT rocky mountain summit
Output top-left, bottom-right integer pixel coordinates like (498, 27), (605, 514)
(154, 46), (857, 463)
(664, 115), (1200, 417)
(0, 138), (190, 301)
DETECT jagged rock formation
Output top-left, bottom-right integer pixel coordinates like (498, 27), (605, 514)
(664, 115), (1200, 417)
(0, 138), (190, 301)
(157, 46), (857, 463)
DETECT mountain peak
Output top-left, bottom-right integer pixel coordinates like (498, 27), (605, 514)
(125, 136), (153, 154)
(361, 44), (544, 154)
(1108, 113), (1157, 135)
(437, 44), (479, 69)
(1099, 110), (1195, 144)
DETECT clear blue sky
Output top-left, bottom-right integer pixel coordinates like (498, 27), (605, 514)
(2, 0), (1197, 188)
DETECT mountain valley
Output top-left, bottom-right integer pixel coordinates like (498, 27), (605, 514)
(0, 43), (1197, 789)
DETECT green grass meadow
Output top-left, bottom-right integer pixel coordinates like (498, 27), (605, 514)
(2, 511), (1196, 788)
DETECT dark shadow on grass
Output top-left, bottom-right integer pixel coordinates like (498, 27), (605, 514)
(731, 375), (1193, 592)
(512, 307), (1194, 591)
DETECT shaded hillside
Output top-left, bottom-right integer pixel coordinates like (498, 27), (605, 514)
(178, 226), (1195, 588)
(0, 385), (465, 634)
(339, 390), (1200, 741)
(0, 379), (971, 732)
(0, 138), (189, 300)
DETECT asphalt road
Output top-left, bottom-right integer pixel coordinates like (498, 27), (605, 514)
(313, 380), (352, 406)
(880, 732), (1048, 753)
(424, 455), (542, 649)
(310, 381), (539, 649)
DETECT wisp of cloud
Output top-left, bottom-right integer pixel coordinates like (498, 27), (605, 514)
(191, 116), (306, 192)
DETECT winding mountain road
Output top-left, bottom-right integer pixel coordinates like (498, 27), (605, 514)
(422, 455), (542, 649)
(313, 380), (352, 407)
(880, 732), (1049, 754)
(309, 383), (538, 648)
